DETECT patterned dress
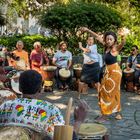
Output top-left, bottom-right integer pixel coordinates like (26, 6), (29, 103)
(0, 98), (64, 138)
(99, 63), (122, 115)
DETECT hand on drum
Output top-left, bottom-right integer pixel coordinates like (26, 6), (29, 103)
(74, 100), (89, 123)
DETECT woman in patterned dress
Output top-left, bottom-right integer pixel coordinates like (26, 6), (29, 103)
(80, 27), (126, 122)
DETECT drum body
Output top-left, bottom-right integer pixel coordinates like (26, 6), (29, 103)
(74, 68), (82, 79)
(41, 66), (57, 80)
(41, 66), (57, 92)
(78, 123), (108, 140)
(59, 68), (71, 81)
(123, 69), (134, 92)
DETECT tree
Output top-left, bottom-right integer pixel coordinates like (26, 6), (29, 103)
(41, 2), (122, 39)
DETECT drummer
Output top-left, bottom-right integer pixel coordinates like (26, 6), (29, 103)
(9, 41), (30, 70)
(126, 45), (140, 92)
(30, 41), (49, 80)
(79, 36), (101, 92)
(52, 41), (72, 90)
(0, 70), (88, 140)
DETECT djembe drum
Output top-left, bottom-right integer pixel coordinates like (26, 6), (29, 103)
(78, 123), (108, 140)
(0, 126), (44, 140)
(123, 68), (134, 92)
(73, 64), (82, 80)
(41, 66), (57, 92)
(59, 68), (71, 81)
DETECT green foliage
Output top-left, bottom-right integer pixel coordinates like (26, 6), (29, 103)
(121, 34), (140, 56)
(41, 2), (122, 33)
(0, 34), (58, 52)
(40, 2), (122, 55)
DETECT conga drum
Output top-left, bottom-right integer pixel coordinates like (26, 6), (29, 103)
(59, 68), (71, 81)
(73, 64), (82, 80)
(41, 66), (57, 92)
(123, 68), (134, 92)
(78, 123), (108, 140)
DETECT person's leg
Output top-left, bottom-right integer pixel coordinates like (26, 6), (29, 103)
(95, 82), (100, 93)
(134, 70), (139, 91)
(55, 68), (63, 89)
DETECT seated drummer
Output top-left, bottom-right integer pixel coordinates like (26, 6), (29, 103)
(52, 41), (72, 90)
(0, 70), (88, 140)
(126, 45), (140, 92)
(30, 41), (49, 80)
(9, 41), (30, 70)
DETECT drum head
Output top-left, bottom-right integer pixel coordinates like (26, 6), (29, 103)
(41, 66), (57, 72)
(78, 123), (107, 136)
(59, 68), (70, 78)
(123, 68), (134, 73)
(73, 64), (82, 70)
(16, 59), (26, 70)
(0, 90), (17, 100)
(0, 127), (30, 140)
(11, 72), (22, 94)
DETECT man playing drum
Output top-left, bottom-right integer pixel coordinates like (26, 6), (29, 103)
(9, 41), (30, 70)
(52, 41), (72, 90)
(126, 45), (140, 93)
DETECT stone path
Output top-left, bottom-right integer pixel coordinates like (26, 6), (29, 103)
(39, 88), (140, 140)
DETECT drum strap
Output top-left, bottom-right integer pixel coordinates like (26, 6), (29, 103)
(132, 54), (139, 63)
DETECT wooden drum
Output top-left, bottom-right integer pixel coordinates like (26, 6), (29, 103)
(41, 66), (57, 80)
(123, 68), (134, 92)
(78, 123), (108, 140)
(73, 64), (82, 79)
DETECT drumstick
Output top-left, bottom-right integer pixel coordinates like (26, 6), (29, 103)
(65, 98), (73, 125)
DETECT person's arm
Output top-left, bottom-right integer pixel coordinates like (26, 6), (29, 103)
(73, 100), (89, 134)
(78, 42), (91, 53)
(25, 52), (30, 69)
(126, 56), (132, 70)
(117, 35), (126, 51)
(67, 52), (72, 69)
(52, 53), (61, 68)
(43, 51), (49, 65)
(80, 27), (104, 45)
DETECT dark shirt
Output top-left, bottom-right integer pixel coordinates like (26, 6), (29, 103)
(104, 52), (117, 65)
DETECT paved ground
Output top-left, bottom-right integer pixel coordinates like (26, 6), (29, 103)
(39, 88), (140, 140)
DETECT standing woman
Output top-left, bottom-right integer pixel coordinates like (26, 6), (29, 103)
(80, 27), (125, 121)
